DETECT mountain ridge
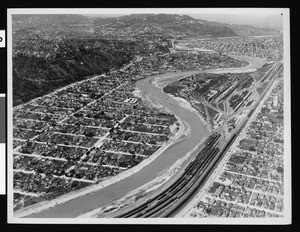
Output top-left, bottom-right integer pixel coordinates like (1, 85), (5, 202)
(12, 13), (238, 38)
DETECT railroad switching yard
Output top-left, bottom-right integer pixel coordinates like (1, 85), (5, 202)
(114, 60), (284, 218)
(182, 78), (285, 218)
(10, 12), (287, 220)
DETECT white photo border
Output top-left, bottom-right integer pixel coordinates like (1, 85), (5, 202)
(7, 8), (291, 224)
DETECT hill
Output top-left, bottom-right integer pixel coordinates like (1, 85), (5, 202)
(12, 13), (239, 105)
(12, 39), (134, 106)
(96, 14), (238, 38)
(191, 13), (283, 35)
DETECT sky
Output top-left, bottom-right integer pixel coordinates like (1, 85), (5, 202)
(10, 8), (287, 16)
(80, 8), (285, 17)
(190, 13), (283, 29)
(10, 8), (287, 29)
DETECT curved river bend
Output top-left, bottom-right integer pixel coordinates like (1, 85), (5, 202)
(25, 55), (267, 218)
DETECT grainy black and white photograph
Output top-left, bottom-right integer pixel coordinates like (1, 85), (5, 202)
(7, 8), (291, 224)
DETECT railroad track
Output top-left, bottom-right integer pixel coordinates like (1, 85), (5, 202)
(115, 133), (231, 218)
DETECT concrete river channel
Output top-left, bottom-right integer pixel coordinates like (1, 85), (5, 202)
(25, 53), (267, 218)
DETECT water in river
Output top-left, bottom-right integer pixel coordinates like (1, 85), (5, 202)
(25, 55), (267, 218)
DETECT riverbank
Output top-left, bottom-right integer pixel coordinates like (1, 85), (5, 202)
(78, 121), (193, 218)
(76, 78), (214, 218)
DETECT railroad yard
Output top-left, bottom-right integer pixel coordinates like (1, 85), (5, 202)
(182, 73), (284, 218)
(111, 43), (284, 218)
(163, 60), (283, 135)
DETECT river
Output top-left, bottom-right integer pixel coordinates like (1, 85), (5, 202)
(24, 54), (267, 218)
